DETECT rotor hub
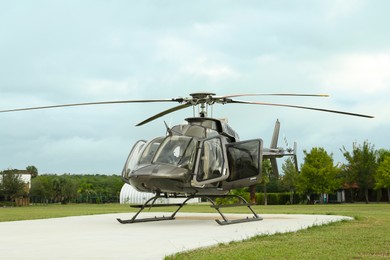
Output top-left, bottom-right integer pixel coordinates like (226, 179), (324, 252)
(188, 92), (216, 117)
(189, 92), (216, 100)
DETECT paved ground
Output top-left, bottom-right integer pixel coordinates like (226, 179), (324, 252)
(0, 212), (352, 259)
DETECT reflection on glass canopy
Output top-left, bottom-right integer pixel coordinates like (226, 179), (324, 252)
(138, 137), (164, 166)
(154, 136), (197, 169)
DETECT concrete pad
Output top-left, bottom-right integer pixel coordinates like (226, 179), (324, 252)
(0, 212), (352, 259)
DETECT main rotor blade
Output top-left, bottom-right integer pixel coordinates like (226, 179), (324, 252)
(136, 103), (192, 126)
(0, 99), (179, 113)
(219, 93), (329, 99)
(229, 100), (374, 118)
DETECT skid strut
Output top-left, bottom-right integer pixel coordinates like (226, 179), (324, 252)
(116, 194), (262, 225)
(205, 195), (263, 225)
(116, 195), (193, 224)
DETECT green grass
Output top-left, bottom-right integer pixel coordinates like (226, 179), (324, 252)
(169, 204), (390, 259)
(1, 203), (389, 259)
(0, 203), (133, 222)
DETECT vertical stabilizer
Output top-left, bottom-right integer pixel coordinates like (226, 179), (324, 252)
(270, 119), (280, 149)
(270, 119), (280, 177)
(264, 120), (299, 177)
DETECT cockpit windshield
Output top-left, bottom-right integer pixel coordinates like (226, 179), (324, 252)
(138, 137), (164, 166)
(153, 136), (197, 169)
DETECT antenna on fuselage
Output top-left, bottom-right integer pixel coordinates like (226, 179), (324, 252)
(164, 121), (173, 136)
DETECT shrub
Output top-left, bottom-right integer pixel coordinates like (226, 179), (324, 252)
(256, 192), (297, 205)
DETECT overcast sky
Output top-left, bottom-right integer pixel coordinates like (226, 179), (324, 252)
(1, 0), (389, 175)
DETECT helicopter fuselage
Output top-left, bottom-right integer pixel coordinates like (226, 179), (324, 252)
(122, 117), (264, 196)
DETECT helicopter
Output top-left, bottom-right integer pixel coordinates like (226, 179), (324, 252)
(0, 92), (374, 225)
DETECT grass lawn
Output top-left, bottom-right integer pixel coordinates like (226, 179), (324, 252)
(0, 203), (134, 222)
(1, 203), (389, 259)
(169, 203), (390, 259)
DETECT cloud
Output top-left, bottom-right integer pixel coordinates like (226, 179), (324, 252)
(1, 1), (389, 174)
(319, 53), (390, 96)
(324, 0), (366, 21)
(80, 78), (141, 99)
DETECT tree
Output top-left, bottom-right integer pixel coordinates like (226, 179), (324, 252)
(297, 147), (340, 203)
(77, 182), (96, 203)
(30, 176), (53, 204)
(51, 175), (78, 204)
(260, 159), (272, 205)
(61, 175), (78, 204)
(341, 141), (377, 203)
(248, 159), (272, 205)
(26, 165), (38, 178)
(30, 174), (123, 204)
(0, 170), (26, 203)
(375, 154), (390, 203)
(281, 158), (299, 204)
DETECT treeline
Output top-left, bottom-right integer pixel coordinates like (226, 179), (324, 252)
(3, 140), (390, 206)
(248, 141), (390, 204)
(30, 174), (124, 204)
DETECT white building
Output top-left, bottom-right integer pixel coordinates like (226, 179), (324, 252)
(119, 183), (200, 204)
(0, 170), (32, 192)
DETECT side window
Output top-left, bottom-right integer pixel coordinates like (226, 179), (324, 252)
(197, 138), (224, 182)
(226, 140), (262, 181)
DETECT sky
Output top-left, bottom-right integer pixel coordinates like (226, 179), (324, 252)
(1, 0), (389, 175)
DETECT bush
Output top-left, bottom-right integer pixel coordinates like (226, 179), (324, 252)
(256, 192), (298, 205)
(215, 188), (251, 205)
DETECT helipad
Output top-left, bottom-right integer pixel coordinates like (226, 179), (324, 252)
(0, 212), (352, 259)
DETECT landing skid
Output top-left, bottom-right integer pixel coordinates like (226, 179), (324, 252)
(116, 194), (262, 225)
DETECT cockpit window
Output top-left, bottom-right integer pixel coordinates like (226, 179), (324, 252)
(122, 140), (147, 182)
(153, 136), (197, 169)
(138, 137), (164, 165)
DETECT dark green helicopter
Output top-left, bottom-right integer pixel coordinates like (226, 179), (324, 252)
(0, 92), (373, 225)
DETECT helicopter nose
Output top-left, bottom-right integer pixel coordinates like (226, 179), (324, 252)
(128, 164), (192, 193)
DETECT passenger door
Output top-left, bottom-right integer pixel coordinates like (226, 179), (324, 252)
(226, 139), (263, 182)
(193, 137), (228, 185)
